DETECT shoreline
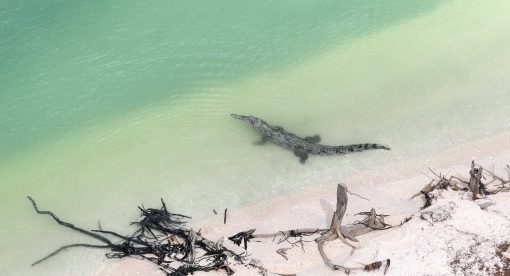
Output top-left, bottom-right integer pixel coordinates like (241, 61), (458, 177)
(3, 1), (510, 275)
(97, 130), (510, 275)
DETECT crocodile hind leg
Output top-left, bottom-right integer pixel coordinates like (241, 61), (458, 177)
(304, 135), (321, 143)
(294, 149), (309, 164)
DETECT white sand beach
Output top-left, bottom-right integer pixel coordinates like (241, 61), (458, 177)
(98, 131), (510, 275)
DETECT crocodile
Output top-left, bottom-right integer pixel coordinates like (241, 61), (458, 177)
(231, 114), (390, 164)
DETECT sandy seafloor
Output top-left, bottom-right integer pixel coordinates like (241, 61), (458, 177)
(99, 130), (510, 276)
(2, 0), (510, 275)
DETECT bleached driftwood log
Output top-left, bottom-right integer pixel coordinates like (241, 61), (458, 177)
(316, 183), (389, 272)
(229, 184), (391, 274)
(469, 160), (483, 198)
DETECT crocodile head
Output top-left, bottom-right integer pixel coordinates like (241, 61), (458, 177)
(231, 114), (259, 126)
(231, 114), (270, 133)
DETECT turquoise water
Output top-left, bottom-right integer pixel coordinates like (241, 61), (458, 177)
(1, 0), (447, 162)
(2, 1), (510, 275)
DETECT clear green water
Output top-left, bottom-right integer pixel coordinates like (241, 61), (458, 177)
(2, 0), (510, 275)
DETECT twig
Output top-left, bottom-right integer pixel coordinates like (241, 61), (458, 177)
(346, 188), (370, 201)
(276, 248), (291, 261)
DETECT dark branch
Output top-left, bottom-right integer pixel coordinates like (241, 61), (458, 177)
(27, 196), (113, 246)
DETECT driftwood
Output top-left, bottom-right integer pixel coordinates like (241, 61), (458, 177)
(415, 161), (510, 209)
(469, 160), (483, 198)
(27, 197), (247, 275)
(475, 163), (510, 193)
(316, 184), (389, 272)
(276, 247), (292, 261)
(30, 161), (509, 274)
(413, 161), (510, 274)
(229, 184), (392, 274)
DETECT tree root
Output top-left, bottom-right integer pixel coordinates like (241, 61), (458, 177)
(27, 197), (246, 275)
(229, 184), (393, 274)
(415, 161), (510, 209)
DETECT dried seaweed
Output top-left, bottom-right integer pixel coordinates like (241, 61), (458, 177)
(28, 197), (244, 276)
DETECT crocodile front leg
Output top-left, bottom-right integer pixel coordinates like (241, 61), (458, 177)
(294, 149), (309, 164)
(304, 135), (321, 143)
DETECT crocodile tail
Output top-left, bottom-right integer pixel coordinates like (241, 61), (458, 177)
(336, 143), (390, 154)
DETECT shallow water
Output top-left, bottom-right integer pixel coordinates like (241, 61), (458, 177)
(1, 0), (510, 275)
